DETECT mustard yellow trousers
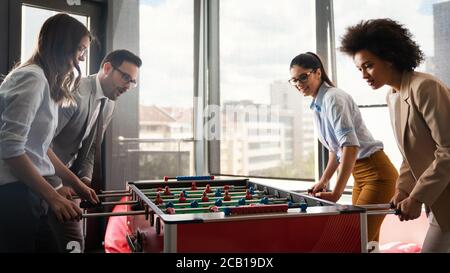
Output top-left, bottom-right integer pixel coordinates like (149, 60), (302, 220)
(352, 150), (398, 242)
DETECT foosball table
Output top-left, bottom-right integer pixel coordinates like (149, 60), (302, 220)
(82, 176), (397, 253)
(119, 176), (383, 253)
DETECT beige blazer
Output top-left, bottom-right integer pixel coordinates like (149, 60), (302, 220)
(386, 71), (450, 231)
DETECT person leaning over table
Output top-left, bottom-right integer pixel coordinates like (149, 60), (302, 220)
(340, 18), (450, 252)
(288, 51), (398, 245)
(0, 13), (98, 253)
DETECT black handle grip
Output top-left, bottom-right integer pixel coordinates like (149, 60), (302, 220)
(80, 200), (102, 209)
(307, 188), (327, 194)
(389, 202), (401, 215)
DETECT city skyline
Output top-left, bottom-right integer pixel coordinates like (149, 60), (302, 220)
(138, 0), (448, 108)
(134, 0), (450, 180)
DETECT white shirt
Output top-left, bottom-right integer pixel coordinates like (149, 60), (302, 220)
(0, 65), (58, 185)
(387, 90), (404, 156)
(311, 83), (383, 161)
(67, 75), (107, 168)
(82, 75), (106, 143)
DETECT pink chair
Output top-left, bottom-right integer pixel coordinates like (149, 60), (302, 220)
(104, 197), (131, 253)
(379, 211), (428, 253)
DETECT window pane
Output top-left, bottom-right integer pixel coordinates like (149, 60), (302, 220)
(220, 0), (316, 180)
(334, 0), (449, 105)
(360, 108), (402, 170)
(21, 5), (89, 76)
(137, 0), (194, 180)
(331, 0), (450, 202)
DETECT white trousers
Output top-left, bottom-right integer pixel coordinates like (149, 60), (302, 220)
(421, 213), (450, 253)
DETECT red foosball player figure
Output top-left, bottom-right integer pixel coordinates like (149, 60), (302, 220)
(223, 190), (231, 201)
(191, 182), (197, 190)
(223, 185), (230, 191)
(163, 186), (171, 196)
(201, 192), (209, 202)
(204, 184), (212, 193)
(245, 189), (253, 200)
(179, 192), (187, 203)
(166, 207), (176, 214)
(154, 193), (164, 205)
(209, 206), (219, 212)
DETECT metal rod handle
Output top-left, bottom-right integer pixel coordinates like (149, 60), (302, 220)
(73, 192), (133, 199)
(80, 200), (138, 209)
(101, 200), (137, 206)
(358, 203), (400, 215)
(82, 210), (146, 218)
(100, 189), (130, 194)
(358, 204), (392, 210)
(366, 209), (398, 215)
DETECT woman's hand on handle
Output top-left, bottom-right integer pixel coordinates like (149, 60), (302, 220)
(73, 181), (100, 204)
(309, 181), (329, 195)
(390, 189), (409, 207)
(48, 194), (83, 222)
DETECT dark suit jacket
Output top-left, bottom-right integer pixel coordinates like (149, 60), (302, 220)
(53, 74), (115, 180)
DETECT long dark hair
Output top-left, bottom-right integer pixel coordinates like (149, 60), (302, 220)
(22, 13), (91, 105)
(289, 52), (335, 87)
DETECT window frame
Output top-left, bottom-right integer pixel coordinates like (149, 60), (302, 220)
(206, 0), (335, 182)
(3, 0), (105, 77)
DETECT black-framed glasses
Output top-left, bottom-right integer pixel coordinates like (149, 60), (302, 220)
(112, 66), (138, 88)
(77, 46), (88, 58)
(288, 69), (317, 86)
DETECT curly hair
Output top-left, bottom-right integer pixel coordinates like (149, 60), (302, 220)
(339, 18), (424, 72)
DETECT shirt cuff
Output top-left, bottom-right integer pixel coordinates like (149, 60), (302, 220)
(80, 176), (91, 183)
(337, 129), (360, 147)
(44, 175), (63, 189)
(0, 139), (26, 159)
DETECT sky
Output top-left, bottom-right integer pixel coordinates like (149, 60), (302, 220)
(139, 0), (194, 107)
(333, 0), (448, 105)
(138, 0), (449, 107)
(17, 0), (449, 173)
(18, 0), (449, 108)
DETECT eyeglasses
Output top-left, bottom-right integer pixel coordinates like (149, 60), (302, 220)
(288, 69), (317, 86)
(112, 66), (138, 88)
(77, 46), (88, 58)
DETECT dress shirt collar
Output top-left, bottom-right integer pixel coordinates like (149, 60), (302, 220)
(309, 82), (330, 112)
(95, 74), (107, 102)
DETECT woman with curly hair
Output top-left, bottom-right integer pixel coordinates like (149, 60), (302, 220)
(289, 52), (398, 247)
(340, 18), (450, 253)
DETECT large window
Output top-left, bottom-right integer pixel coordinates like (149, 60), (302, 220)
(120, 0), (450, 187)
(21, 6), (90, 76)
(134, 0), (195, 180)
(332, 0), (450, 195)
(219, 0), (317, 180)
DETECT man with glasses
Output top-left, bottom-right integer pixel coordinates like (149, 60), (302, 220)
(50, 49), (142, 252)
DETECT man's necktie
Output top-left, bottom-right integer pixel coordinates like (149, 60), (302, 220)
(91, 99), (106, 191)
